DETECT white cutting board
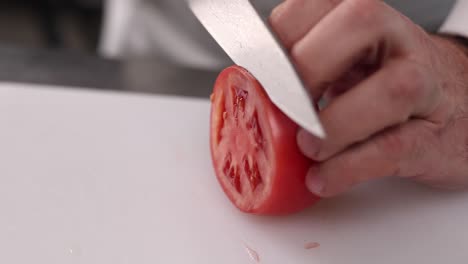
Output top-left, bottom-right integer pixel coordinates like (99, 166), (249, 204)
(1, 82), (468, 264)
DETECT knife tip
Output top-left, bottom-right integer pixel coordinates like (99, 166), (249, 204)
(304, 122), (326, 140)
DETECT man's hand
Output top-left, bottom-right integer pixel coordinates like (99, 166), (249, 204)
(269, 0), (468, 197)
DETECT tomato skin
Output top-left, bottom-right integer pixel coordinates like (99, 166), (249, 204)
(210, 65), (320, 215)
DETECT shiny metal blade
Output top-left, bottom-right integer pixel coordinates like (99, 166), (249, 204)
(187, 0), (325, 138)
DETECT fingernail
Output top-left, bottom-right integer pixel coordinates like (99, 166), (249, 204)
(306, 166), (325, 196)
(297, 129), (321, 159)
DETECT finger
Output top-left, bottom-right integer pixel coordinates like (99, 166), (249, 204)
(298, 59), (439, 161)
(269, 0), (342, 49)
(305, 120), (438, 197)
(322, 63), (374, 101)
(291, 0), (410, 100)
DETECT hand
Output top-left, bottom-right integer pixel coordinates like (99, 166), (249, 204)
(269, 0), (468, 197)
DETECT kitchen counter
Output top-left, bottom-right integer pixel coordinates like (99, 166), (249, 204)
(0, 45), (219, 98)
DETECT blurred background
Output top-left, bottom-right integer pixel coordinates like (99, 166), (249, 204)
(0, 0), (454, 98)
(0, 0), (102, 53)
(0, 0), (216, 98)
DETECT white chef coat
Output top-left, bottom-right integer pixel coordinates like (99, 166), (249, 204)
(99, 0), (465, 70)
(440, 1), (468, 38)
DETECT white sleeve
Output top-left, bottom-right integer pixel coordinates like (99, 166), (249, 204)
(99, 0), (139, 58)
(98, 0), (226, 69)
(439, 1), (468, 38)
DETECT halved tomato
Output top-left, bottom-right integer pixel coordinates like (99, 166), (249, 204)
(210, 65), (320, 215)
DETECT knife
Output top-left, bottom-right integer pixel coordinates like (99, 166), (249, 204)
(187, 0), (325, 138)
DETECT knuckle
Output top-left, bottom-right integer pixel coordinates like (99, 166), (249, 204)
(389, 63), (425, 106)
(339, 156), (363, 185)
(290, 0), (307, 6)
(291, 43), (305, 68)
(335, 155), (352, 173)
(346, 0), (382, 26)
(269, 5), (284, 28)
(328, 155), (357, 185)
(291, 42), (321, 93)
(329, 0), (343, 5)
(373, 130), (405, 159)
(269, 7), (284, 30)
(291, 42), (311, 78)
(269, 0), (302, 25)
(321, 0), (342, 10)
(269, 0), (305, 47)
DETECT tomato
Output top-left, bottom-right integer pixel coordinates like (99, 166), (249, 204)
(210, 65), (320, 215)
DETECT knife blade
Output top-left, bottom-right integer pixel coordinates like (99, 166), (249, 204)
(187, 0), (325, 138)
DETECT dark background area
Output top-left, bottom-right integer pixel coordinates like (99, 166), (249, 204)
(0, 0), (103, 53)
(0, 0), (220, 98)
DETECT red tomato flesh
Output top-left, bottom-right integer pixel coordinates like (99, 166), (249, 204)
(210, 65), (320, 215)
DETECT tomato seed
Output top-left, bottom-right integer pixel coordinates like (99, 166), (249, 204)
(247, 112), (264, 147)
(223, 153), (232, 176)
(230, 86), (239, 120)
(227, 166), (241, 194)
(232, 87), (248, 120)
(236, 89), (248, 117)
(233, 166), (242, 193)
(242, 156), (262, 192)
(246, 112), (256, 130)
(223, 111), (228, 120)
(249, 162), (263, 191)
(243, 156), (252, 177)
(236, 89), (248, 101)
(217, 101), (227, 144)
(222, 153), (242, 194)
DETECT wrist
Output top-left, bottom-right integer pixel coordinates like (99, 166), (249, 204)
(429, 33), (468, 119)
(433, 33), (468, 57)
